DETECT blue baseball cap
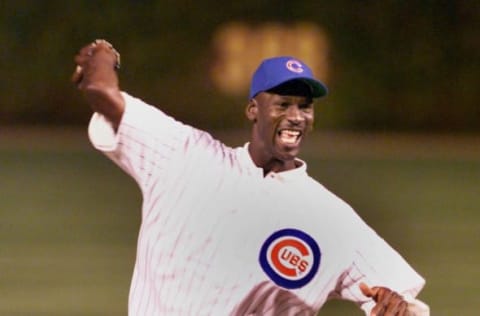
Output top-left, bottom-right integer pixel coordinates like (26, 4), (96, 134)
(249, 56), (328, 99)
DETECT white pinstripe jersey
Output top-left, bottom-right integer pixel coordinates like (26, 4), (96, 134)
(88, 92), (426, 315)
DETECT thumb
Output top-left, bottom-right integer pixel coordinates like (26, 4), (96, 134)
(359, 282), (378, 298)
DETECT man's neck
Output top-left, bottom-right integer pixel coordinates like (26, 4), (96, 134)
(247, 144), (298, 176)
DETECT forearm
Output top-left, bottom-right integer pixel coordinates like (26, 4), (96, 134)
(82, 84), (124, 130)
(73, 39), (124, 130)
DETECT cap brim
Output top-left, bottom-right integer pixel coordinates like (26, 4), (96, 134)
(303, 78), (328, 98)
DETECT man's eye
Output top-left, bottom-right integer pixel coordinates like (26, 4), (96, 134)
(300, 104), (313, 110)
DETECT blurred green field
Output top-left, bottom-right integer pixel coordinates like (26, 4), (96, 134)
(1, 128), (479, 315)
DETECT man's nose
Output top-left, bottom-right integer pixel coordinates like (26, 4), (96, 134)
(286, 105), (304, 123)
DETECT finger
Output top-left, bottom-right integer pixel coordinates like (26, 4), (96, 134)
(383, 293), (407, 316)
(372, 291), (394, 316)
(370, 300), (386, 316)
(360, 283), (395, 303)
(386, 300), (407, 316)
(73, 42), (97, 72)
(94, 39), (113, 48)
(92, 39), (121, 69)
(77, 41), (97, 58)
(374, 292), (408, 316)
(374, 287), (389, 301)
(378, 292), (394, 315)
(71, 65), (83, 85)
(72, 40), (113, 84)
(396, 300), (408, 315)
(77, 39), (120, 67)
(359, 282), (375, 297)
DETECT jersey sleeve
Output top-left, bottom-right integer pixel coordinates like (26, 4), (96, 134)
(332, 207), (429, 315)
(88, 92), (192, 192)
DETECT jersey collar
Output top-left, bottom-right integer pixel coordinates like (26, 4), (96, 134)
(238, 143), (308, 181)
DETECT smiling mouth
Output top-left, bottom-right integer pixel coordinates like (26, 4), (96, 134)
(277, 129), (302, 145)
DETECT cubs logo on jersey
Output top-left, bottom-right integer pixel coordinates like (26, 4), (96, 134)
(259, 228), (321, 289)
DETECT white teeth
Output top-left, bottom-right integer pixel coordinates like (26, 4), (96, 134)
(279, 130), (301, 144)
(284, 130), (300, 136)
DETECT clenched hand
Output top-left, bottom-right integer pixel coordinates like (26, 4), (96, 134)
(360, 282), (409, 316)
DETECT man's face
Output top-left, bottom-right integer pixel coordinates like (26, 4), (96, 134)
(248, 89), (314, 165)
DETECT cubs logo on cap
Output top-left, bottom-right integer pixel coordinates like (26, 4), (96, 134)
(249, 56), (328, 99)
(259, 228), (321, 289)
(285, 60), (304, 73)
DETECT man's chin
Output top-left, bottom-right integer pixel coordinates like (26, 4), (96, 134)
(275, 144), (301, 161)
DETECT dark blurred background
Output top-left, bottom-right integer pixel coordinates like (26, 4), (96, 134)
(0, 1), (478, 131)
(1, 1), (480, 315)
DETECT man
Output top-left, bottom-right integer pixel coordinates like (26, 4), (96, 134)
(72, 40), (429, 315)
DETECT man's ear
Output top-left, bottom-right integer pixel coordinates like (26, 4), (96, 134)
(245, 99), (258, 122)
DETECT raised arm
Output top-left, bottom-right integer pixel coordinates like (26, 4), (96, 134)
(72, 39), (124, 130)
